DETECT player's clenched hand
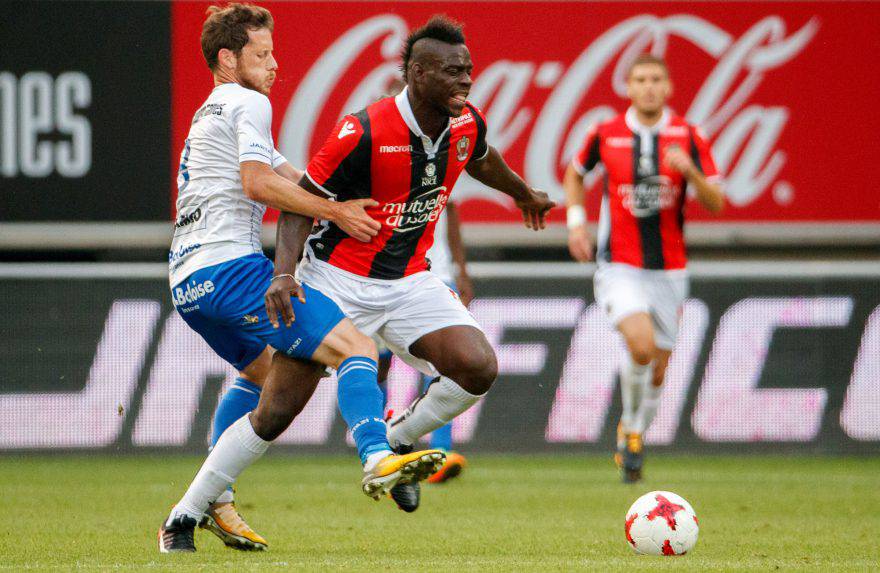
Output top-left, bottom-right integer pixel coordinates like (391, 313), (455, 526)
(567, 226), (593, 263)
(265, 274), (305, 329)
(515, 189), (555, 231)
(664, 145), (697, 179)
(331, 199), (381, 242)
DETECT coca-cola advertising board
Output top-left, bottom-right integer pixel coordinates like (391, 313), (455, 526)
(171, 2), (880, 227)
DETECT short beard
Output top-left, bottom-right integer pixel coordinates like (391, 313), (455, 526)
(236, 64), (267, 95)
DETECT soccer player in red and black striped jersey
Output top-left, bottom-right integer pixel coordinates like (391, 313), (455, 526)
(563, 54), (724, 483)
(265, 16), (554, 510)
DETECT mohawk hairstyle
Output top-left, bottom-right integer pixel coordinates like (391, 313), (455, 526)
(399, 16), (466, 81)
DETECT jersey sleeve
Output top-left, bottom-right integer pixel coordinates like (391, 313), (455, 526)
(465, 103), (489, 163)
(304, 114), (366, 197)
(689, 126), (721, 182)
(572, 124), (602, 176)
(235, 93), (275, 165)
(271, 148), (288, 169)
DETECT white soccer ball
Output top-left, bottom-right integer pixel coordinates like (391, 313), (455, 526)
(624, 491), (699, 556)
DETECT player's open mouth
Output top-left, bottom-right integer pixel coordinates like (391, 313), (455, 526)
(450, 93), (468, 106)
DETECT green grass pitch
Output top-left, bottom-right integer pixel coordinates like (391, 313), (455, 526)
(1, 454), (878, 571)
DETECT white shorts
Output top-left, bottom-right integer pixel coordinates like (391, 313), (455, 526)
(299, 260), (482, 376)
(593, 263), (689, 350)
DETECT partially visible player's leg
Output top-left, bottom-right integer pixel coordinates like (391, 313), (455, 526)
(614, 312), (657, 482)
(201, 347), (273, 548)
(387, 324), (497, 448)
(311, 320), (390, 464)
(632, 348), (671, 435)
(631, 269), (688, 438)
(376, 349), (393, 407)
(374, 349), (424, 511)
(425, 376), (454, 451)
(375, 272), (495, 449)
(161, 264), (372, 551)
(616, 312), (657, 436)
(593, 264), (655, 481)
(208, 347), (271, 513)
(161, 355), (322, 553)
(630, 271), (686, 437)
(420, 372), (469, 484)
(211, 348), (272, 453)
(164, 313), (386, 549)
(311, 320), (445, 499)
(380, 324), (492, 511)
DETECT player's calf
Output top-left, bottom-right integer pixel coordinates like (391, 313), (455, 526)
(250, 358), (325, 441)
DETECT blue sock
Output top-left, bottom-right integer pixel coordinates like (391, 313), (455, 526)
(422, 374), (454, 451)
(337, 356), (390, 463)
(211, 378), (261, 447)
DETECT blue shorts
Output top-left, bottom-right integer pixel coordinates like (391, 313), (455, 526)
(171, 254), (345, 371)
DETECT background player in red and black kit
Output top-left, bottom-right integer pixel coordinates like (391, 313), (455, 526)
(563, 54), (724, 483)
(265, 16), (554, 511)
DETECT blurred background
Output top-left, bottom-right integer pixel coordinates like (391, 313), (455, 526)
(1, 1), (878, 455)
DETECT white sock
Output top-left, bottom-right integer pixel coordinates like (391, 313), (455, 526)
(215, 489), (234, 504)
(387, 376), (481, 449)
(634, 383), (663, 434)
(167, 415), (269, 524)
(620, 356), (652, 434)
(363, 449), (393, 472)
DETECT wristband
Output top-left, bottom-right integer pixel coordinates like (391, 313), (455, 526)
(271, 273), (296, 283)
(566, 205), (587, 230)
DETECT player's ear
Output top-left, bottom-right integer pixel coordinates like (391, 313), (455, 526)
(218, 48), (237, 71)
(410, 62), (423, 80)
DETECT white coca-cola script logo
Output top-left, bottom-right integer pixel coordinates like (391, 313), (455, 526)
(279, 14), (818, 208)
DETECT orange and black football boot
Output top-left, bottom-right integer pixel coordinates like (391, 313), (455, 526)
(200, 502), (268, 551)
(427, 451), (467, 484)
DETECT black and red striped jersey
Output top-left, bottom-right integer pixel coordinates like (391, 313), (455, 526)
(304, 87), (488, 280)
(573, 107), (721, 270)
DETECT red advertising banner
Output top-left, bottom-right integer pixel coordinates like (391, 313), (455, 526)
(171, 2), (880, 226)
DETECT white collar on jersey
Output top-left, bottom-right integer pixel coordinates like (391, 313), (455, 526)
(395, 86), (451, 159)
(625, 106), (671, 135)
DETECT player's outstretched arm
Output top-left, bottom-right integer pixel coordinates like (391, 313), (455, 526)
(240, 161), (380, 237)
(465, 146), (555, 230)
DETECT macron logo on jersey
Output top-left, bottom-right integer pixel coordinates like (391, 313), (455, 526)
(607, 137), (634, 148)
(338, 121), (356, 139)
(379, 145), (413, 153)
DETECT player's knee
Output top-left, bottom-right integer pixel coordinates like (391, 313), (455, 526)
(347, 331), (378, 362)
(475, 350), (499, 394)
(452, 343), (498, 395)
(629, 340), (655, 366)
